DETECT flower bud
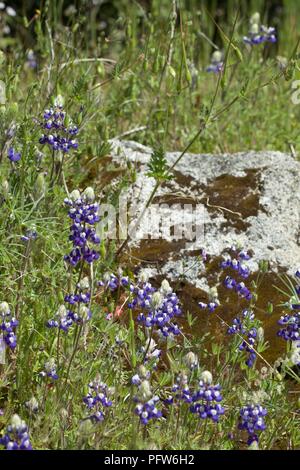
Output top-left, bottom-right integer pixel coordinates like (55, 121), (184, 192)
(250, 12), (260, 25)
(10, 414), (23, 431)
(83, 186), (95, 202)
(257, 327), (264, 342)
(53, 95), (64, 107)
(209, 286), (219, 303)
(45, 358), (56, 373)
(78, 276), (90, 291)
(70, 189), (81, 201)
(151, 292), (162, 309)
(139, 270), (149, 283)
(137, 365), (149, 380)
(250, 23), (260, 35)
(1, 180), (9, 196)
(34, 173), (46, 200)
(0, 301), (10, 316)
(139, 380), (152, 401)
(184, 351), (198, 370)
(211, 50), (223, 64)
(79, 305), (91, 322)
(160, 279), (172, 295)
(200, 370), (213, 384)
(57, 305), (67, 319)
(25, 397), (39, 414)
(248, 440), (259, 450)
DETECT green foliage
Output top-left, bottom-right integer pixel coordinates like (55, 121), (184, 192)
(0, 0), (299, 452)
(147, 145), (172, 182)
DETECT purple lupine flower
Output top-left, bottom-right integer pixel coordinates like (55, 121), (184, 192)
(132, 366), (162, 425)
(26, 50), (37, 69)
(0, 301), (18, 350)
(227, 309), (258, 367)
(39, 98), (78, 153)
(130, 278), (182, 338)
(21, 229), (37, 243)
(134, 396), (162, 425)
(239, 328), (258, 367)
(7, 147), (21, 162)
(207, 50), (223, 74)
(243, 22), (276, 46)
(277, 312), (299, 342)
(238, 404), (267, 446)
(165, 372), (193, 406)
(0, 414), (32, 450)
(63, 188), (100, 267)
(83, 376), (113, 422)
(40, 358), (58, 380)
(190, 377), (224, 422)
(98, 272), (130, 291)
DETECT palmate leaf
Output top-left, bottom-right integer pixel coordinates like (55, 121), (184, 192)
(147, 145), (172, 182)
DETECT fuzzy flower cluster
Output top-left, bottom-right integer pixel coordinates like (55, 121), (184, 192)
(64, 187), (100, 266)
(83, 376), (113, 422)
(206, 50), (223, 74)
(39, 98), (78, 153)
(40, 358), (58, 381)
(0, 301), (18, 350)
(243, 13), (276, 45)
(190, 371), (224, 422)
(47, 278), (92, 333)
(132, 366), (162, 425)
(21, 228), (37, 243)
(238, 404), (267, 445)
(130, 278), (182, 338)
(165, 372), (192, 405)
(0, 414), (32, 450)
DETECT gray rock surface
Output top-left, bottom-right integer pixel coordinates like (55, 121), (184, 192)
(109, 139), (300, 289)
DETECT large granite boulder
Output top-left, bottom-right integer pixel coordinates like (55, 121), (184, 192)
(109, 139), (300, 291)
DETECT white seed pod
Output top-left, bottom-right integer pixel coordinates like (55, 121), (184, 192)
(200, 370), (213, 385)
